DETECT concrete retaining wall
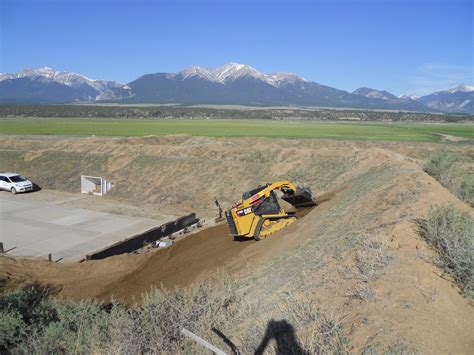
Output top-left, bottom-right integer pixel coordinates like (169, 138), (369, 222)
(85, 213), (199, 261)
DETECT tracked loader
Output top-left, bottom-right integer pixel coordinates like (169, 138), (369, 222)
(225, 180), (316, 241)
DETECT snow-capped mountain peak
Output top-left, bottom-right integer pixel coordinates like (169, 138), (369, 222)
(212, 62), (266, 82)
(178, 62), (306, 87)
(417, 83), (474, 114)
(352, 87), (397, 101)
(0, 67), (131, 102)
(446, 84), (474, 93)
(399, 94), (419, 100)
(268, 72), (307, 85)
(0, 67), (99, 86)
(179, 66), (215, 81)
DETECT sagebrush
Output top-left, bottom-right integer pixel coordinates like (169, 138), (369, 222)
(0, 278), (237, 353)
(0, 277), (351, 353)
(425, 149), (474, 206)
(417, 204), (474, 297)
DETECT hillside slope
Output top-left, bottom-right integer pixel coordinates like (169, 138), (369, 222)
(0, 136), (473, 353)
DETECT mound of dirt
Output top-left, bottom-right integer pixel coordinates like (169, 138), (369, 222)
(98, 223), (251, 302)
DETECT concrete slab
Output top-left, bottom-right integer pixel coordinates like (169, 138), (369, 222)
(0, 191), (165, 262)
(51, 211), (105, 227)
(0, 199), (34, 213)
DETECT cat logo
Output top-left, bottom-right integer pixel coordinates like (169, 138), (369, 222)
(236, 207), (252, 217)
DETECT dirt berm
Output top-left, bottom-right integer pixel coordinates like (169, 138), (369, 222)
(1, 136), (473, 353)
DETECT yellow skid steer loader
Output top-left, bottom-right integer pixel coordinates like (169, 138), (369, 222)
(225, 180), (316, 240)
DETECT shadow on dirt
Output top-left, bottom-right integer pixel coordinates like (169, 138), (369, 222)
(212, 320), (306, 355)
(255, 320), (307, 355)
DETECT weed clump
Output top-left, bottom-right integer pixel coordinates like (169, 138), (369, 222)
(425, 149), (474, 206)
(417, 204), (474, 297)
(289, 293), (349, 353)
(346, 285), (375, 302)
(355, 239), (391, 281)
(424, 149), (459, 182)
(0, 284), (57, 352)
(1, 278), (352, 354)
(0, 278), (238, 353)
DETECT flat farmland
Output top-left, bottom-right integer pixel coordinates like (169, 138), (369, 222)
(0, 118), (473, 142)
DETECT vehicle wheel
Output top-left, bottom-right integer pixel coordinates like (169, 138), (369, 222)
(11, 187), (17, 195)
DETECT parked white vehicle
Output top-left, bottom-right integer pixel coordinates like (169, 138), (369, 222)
(0, 173), (34, 194)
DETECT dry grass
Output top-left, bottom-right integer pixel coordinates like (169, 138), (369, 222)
(233, 290), (350, 354)
(0, 277), (352, 354)
(346, 285), (375, 302)
(417, 204), (474, 297)
(1, 277), (240, 353)
(425, 149), (474, 206)
(354, 239), (391, 281)
(280, 292), (350, 354)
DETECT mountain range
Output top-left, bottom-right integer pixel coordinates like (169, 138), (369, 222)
(0, 64), (473, 114)
(0, 67), (132, 103)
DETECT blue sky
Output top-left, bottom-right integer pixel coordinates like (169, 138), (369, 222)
(1, 0), (472, 96)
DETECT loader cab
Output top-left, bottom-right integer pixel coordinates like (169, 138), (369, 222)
(253, 191), (281, 215)
(242, 184), (283, 216)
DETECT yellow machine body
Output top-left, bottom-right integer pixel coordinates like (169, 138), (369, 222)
(225, 180), (316, 240)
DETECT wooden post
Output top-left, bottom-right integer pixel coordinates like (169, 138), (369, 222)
(181, 328), (226, 355)
(0, 242), (4, 253)
(48, 253), (52, 262)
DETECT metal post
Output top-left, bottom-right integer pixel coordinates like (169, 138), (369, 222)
(214, 198), (223, 221)
(181, 328), (226, 355)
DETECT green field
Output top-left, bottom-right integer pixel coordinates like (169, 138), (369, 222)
(0, 118), (473, 142)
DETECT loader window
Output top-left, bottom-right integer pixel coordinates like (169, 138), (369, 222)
(242, 185), (266, 200)
(253, 192), (281, 215)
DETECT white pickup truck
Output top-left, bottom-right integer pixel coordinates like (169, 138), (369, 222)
(0, 173), (35, 194)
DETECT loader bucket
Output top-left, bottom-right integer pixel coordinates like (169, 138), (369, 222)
(281, 186), (317, 208)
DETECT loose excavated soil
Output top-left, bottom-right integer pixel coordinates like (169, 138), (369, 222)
(100, 223), (251, 302)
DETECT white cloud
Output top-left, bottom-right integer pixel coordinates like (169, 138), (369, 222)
(401, 63), (473, 96)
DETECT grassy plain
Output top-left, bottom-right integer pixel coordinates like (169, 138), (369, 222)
(0, 118), (473, 142)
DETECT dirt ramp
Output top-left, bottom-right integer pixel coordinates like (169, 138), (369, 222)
(98, 224), (254, 303)
(315, 187), (347, 204)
